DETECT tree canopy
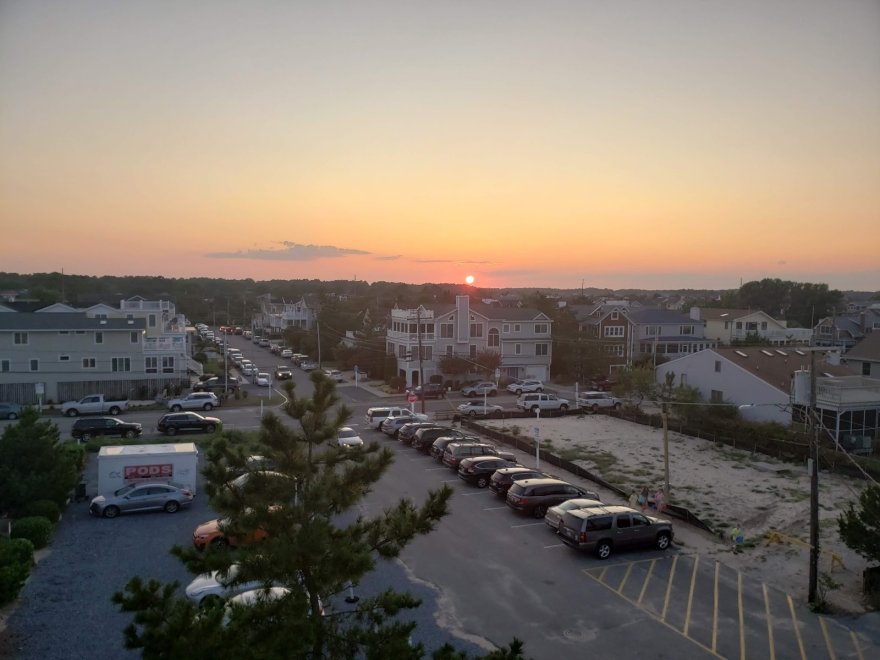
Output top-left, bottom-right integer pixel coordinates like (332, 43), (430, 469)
(838, 484), (880, 565)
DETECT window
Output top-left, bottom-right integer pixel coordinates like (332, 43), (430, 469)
(469, 345), (477, 358)
(735, 322), (743, 330)
(82, 358), (96, 369)
(502, 324), (510, 334)
(605, 345), (624, 356)
(145, 356), (158, 373)
(710, 390), (723, 403)
(13, 332), (28, 345)
(161, 356), (175, 373)
(398, 345), (408, 358)
(445, 345), (453, 356)
(604, 326), (624, 337)
(646, 325), (659, 336)
(862, 362), (871, 376)
(420, 346), (433, 361)
(488, 328), (500, 348)
(514, 343), (521, 355)
(819, 325), (831, 336)
(1, 360), (9, 372)
(586, 516), (613, 531)
(440, 323), (454, 338)
(130, 331), (139, 343)
(75, 330), (85, 334)
(714, 360), (722, 373)
(148, 314), (157, 328)
(680, 325), (694, 335)
(95, 313), (107, 320)
(536, 343), (548, 356)
(112, 357), (131, 372)
(535, 323), (548, 334)
(611, 310), (619, 320)
(58, 330), (69, 335)
(469, 323), (483, 338)
(724, 321), (729, 329)
(95, 332), (103, 344)
(30, 359), (39, 372)
(746, 322), (758, 332)
(617, 515), (632, 529)
(514, 324), (521, 332)
(59, 355), (70, 362)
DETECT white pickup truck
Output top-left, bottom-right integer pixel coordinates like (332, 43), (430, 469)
(61, 394), (129, 417)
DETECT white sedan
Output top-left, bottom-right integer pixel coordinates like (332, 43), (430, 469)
(184, 564), (263, 607)
(255, 372), (271, 387)
(506, 379), (545, 395)
(457, 401), (504, 417)
(335, 427), (364, 449)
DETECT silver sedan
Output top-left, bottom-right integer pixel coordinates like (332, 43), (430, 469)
(89, 482), (194, 518)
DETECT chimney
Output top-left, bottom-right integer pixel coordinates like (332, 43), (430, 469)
(690, 307), (700, 321)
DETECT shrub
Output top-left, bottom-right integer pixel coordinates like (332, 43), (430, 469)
(58, 442), (87, 471)
(11, 516), (53, 550)
(0, 537), (34, 606)
(20, 499), (61, 523)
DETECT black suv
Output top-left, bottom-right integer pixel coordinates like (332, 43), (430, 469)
(410, 383), (446, 400)
(397, 422), (440, 444)
(558, 505), (673, 560)
(157, 412), (221, 435)
(505, 478), (596, 518)
(489, 467), (549, 497)
(71, 417), (142, 441)
(441, 442), (516, 470)
(457, 456), (519, 488)
(412, 427), (468, 452)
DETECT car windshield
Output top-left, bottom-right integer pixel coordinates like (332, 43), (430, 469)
(338, 429), (358, 438)
(114, 484), (136, 497)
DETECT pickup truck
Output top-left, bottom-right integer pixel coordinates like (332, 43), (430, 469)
(61, 394), (129, 417)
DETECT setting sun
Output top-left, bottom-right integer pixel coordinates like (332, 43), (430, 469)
(465, 275), (475, 285)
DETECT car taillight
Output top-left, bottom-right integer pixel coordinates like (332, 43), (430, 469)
(182, 489), (193, 498)
(579, 532), (587, 542)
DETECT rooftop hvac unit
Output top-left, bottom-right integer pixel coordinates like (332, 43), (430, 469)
(791, 369), (811, 405)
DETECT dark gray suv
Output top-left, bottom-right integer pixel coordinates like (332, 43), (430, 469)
(558, 505), (673, 560)
(505, 478), (596, 518)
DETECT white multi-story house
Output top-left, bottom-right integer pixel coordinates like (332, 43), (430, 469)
(0, 297), (196, 404)
(386, 295), (553, 387)
(254, 294), (318, 336)
(691, 307), (811, 345)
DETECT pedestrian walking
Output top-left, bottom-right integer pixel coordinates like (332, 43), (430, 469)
(653, 487), (666, 514)
(628, 491), (638, 509)
(637, 486), (649, 512)
(730, 524), (744, 553)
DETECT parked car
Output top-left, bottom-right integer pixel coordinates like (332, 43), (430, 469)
(0, 402), (22, 420)
(89, 482), (193, 518)
(397, 422), (440, 444)
(429, 434), (478, 461)
(515, 393), (570, 413)
(558, 505), (674, 560)
(408, 383), (446, 400)
(157, 412), (222, 435)
(168, 392), (220, 411)
(412, 426), (469, 453)
(506, 379), (545, 395)
(590, 376), (618, 392)
(241, 364), (258, 377)
(457, 401), (504, 417)
(335, 427), (364, 449)
(543, 498), (605, 532)
(185, 563), (265, 607)
(460, 381), (498, 398)
(72, 416), (142, 441)
(300, 361), (318, 371)
(192, 515), (268, 550)
(364, 407), (422, 430)
(505, 478), (594, 518)
(193, 376), (240, 392)
(489, 467), (549, 497)
(577, 391), (623, 413)
(275, 365), (293, 380)
(441, 442), (515, 471)
(61, 394), (128, 417)
(380, 414), (428, 437)
(322, 369), (344, 382)
(457, 456), (519, 488)
(255, 373), (271, 387)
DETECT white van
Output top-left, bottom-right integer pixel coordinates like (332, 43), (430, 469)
(364, 407), (412, 430)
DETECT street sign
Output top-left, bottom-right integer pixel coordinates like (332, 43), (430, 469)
(407, 393), (418, 403)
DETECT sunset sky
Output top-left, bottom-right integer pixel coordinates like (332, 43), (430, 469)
(1, 1), (878, 291)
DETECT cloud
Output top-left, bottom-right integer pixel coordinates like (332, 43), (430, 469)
(206, 243), (370, 261)
(374, 255), (402, 261)
(413, 259), (490, 264)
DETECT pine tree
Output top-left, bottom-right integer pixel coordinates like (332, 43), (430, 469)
(114, 373), (524, 658)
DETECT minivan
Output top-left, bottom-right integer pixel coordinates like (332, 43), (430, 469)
(557, 505), (674, 560)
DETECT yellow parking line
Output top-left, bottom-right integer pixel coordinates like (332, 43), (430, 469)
(638, 559), (656, 606)
(738, 571), (745, 660)
(850, 630), (865, 660)
(819, 617), (837, 660)
(786, 594), (807, 660)
(712, 562), (719, 653)
(616, 562), (634, 594)
(661, 555), (678, 621)
(762, 583), (776, 660)
(683, 555), (699, 636)
(598, 567), (608, 584)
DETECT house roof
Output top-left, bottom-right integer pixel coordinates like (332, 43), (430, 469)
(846, 331), (880, 362)
(427, 303), (549, 322)
(712, 347), (856, 392)
(0, 312), (146, 331)
(696, 308), (756, 321)
(626, 308), (704, 325)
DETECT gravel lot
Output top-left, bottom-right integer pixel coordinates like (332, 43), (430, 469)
(0, 451), (486, 659)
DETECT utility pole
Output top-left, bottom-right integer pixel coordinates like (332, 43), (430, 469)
(316, 317), (322, 368)
(416, 307), (425, 414)
(808, 349), (819, 604)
